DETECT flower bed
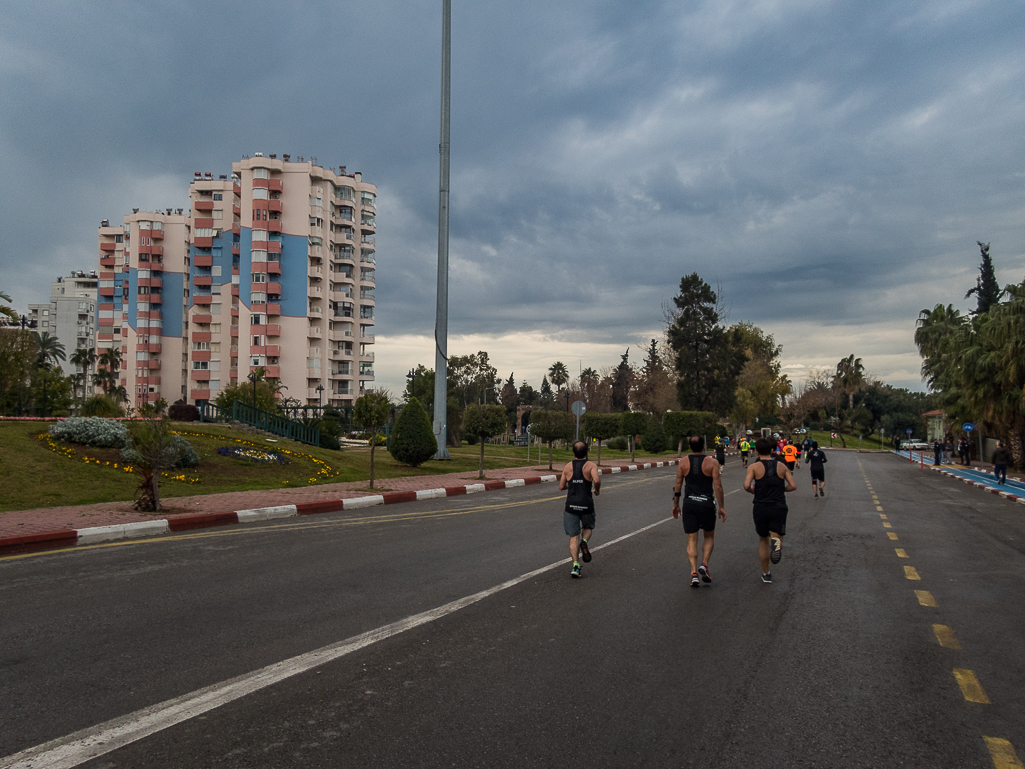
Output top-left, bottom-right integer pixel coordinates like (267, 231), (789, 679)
(216, 446), (290, 464)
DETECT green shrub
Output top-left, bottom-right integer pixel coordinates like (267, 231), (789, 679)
(465, 434), (478, 445)
(49, 417), (128, 448)
(607, 436), (628, 451)
(641, 417), (667, 453)
(168, 402), (201, 422)
(390, 397), (438, 467)
(319, 433), (341, 450)
(80, 396), (121, 418)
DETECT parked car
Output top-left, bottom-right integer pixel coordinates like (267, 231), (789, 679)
(902, 440), (930, 450)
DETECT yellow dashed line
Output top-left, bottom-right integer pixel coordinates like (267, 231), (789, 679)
(879, 513), (888, 519)
(953, 669), (990, 704)
(984, 737), (1024, 769)
(876, 505), (885, 512)
(895, 548), (908, 558)
(888, 532), (899, 540)
(904, 565), (921, 580)
(915, 590), (938, 607)
(933, 624), (961, 649)
(883, 522), (893, 529)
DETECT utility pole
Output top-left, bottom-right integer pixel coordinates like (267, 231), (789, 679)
(433, 0), (452, 459)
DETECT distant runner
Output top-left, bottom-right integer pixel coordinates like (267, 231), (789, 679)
(740, 438), (751, 468)
(559, 440), (601, 578)
(782, 441), (799, 472)
(743, 437), (797, 584)
(672, 435), (727, 588)
(715, 439), (727, 471)
(807, 441), (828, 497)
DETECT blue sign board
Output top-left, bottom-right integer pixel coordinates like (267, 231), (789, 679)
(906, 428), (913, 435)
(963, 422), (974, 432)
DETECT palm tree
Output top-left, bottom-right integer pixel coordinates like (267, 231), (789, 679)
(548, 361), (569, 407)
(0, 290), (18, 324)
(833, 354), (865, 410)
(70, 347), (97, 404)
(35, 332), (66, 369)
(94, 347), (123, 395)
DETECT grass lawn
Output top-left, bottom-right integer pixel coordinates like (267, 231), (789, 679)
(802, 429), (891, 451)
(0, 421), (685, 512)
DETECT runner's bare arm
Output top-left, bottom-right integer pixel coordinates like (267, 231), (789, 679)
(782, 464), (797, 492)
(743, 463), (757, 494)
(671, 461), (686, 517)
(558, 463), (570, 491)
(588, 462), (601, 495)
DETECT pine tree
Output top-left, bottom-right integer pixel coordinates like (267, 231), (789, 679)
(966, 241), (1002, 315)
(389, 397), (438, 467)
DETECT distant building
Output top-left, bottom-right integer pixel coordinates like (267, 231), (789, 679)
(27, 272), (98, 377)
(923, 409), (946, 441)
(96, 155), (377, 409)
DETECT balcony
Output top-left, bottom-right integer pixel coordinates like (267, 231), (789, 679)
(308, 265), (323, 278)
(150, 245), (163, 256)
(267, 220), (282, 233)
(263, 365), (281, 378)
(192, 350), (211, 362)
(266, 303), (281, 315)
(144, 343), (162, 354)
(231, 286), (239, 296)
(267, 262), (282, 275)
(307, 285), (322, 297)
(100, 242), (116, 253)
(268, 200), (283, 212)
(99, 287), (116, 297)
(192, 314), (213, 325)
(359, 369), (375, 378)
(193, 295), (212, 305)
(193, 255), (213, 267)
(264, 345), (281, 356)
(194, 237), (213, 248)
(192, 332), (211, 343)
(232, 223), (241, 235)
(190, 389), (211, 401)
(190, 370), (211, 381)
(231, 244), (240, 256)
(148, 277), (163, 289)
(100, 256), (116, 267)
(267, 241), (282, 254)
(307, 326), (323, 338)
(268, 179), (283, 192)
(150, 228), (163, 240)
(308, 305), (323, 317)
(146, 359), (162, 370)
(195, 200), (214, 212)
(267, 282), (282, 294)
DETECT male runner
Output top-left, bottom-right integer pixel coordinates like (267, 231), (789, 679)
(740, 437), (751, 468)
(672, 435), (727, 588)
(807, 440), (828, 497)
(782, 441), (799, 472)
(559, 440), (601, 578)
(743, 436), (797, 583)
(715, 439), (727, 471)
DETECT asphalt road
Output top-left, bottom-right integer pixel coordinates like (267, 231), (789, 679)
(2, 451), (1024, 768)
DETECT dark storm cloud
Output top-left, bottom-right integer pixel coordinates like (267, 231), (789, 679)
(2, 0), (1023, 391)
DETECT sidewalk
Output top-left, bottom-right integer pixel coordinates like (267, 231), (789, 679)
(893, 450), (1025, 501)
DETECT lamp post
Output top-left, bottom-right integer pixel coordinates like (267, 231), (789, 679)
(432, 0), (452, 459)
(407, 368), (416, 401)
(316, 383), (325, 412)
(247, 371), (259, 410)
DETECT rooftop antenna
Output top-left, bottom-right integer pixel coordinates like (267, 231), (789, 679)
(433, 0), (452, 459)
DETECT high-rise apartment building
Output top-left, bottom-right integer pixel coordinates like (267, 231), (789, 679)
(27, 271), (98, 377)
(97, 155), (377, 409)
(96, 210), (191, 405)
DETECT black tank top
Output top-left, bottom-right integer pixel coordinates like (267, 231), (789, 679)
(684, 454), (715, 505)
(754, 458), (786, 505)
(565, 459), (594, 514)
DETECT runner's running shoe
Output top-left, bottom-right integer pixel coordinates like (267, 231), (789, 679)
(691, 573), (700, 588)
(762, 572), (773, 583)
(571, 563), (581, 578)
(770, 537), (782, 564)
(579, 538), (591, 563)
(698, 564), (711, 583)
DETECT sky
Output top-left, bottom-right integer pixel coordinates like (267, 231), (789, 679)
(2, 0), (1023, 396)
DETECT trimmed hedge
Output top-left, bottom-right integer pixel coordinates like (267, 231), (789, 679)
(389, 397), (437, 467)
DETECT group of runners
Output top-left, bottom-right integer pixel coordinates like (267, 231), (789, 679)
(559, 432), (831, 584)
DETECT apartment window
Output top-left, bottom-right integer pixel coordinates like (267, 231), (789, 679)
(360, 305), (374, 319)
(251, 314), (263, 325)
(253, 168), (269, 180)
(195, 228), (214, 238)
(251, 356), (266, 367)
(252, 230), (267, 241)
(213, 193), (223, 201)
(252, 336), (264, 346)
(211, 303), (222, 315)
(251, 250), (267, 263)
(212, 210), (223, 220)
(251, 292), (267, 303)
(251, 273), (267, 283)
(138, 286), (149, 295)
(192, 342), (210, 351)
(209, 379), (220, 390)
(192, 361), (209, 370)
(253, 188), (268, 200)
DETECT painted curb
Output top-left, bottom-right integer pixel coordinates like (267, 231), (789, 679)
(0, 459), (682, 556)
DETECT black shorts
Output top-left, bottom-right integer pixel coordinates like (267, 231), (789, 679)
(810, 468), (825, 482)
(682, 501), (717, 534)
(753, 502), (788, 538)
(741, 451), (749, 457)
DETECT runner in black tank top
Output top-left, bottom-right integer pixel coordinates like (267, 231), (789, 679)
(559, 441), (601, 578)
(743, 437), (796, 583)
(672, 436), (726, 587)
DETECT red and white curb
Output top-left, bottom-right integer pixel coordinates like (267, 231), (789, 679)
(0, 460), (681, 556)
(892, 451), (1025, 506)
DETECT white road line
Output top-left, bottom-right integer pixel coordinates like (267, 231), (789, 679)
(0, 517), (672, 769)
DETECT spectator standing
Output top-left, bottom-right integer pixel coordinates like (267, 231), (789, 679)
(992, 441), (1012, 485)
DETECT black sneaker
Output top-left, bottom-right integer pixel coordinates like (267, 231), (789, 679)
(698, 564), (711, 583)
(691, 573), (700, 588)
(762, 572), (772, 583)
(570, 563), (581, 578)
(770, 537), (782, 564)
(579, 538), (591, 563)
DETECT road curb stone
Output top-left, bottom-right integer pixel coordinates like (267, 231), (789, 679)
(0, 460), (680, 556)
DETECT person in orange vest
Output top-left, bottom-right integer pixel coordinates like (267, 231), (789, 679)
(782, 441), (799, 472)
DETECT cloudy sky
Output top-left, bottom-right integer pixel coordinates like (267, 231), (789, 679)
(2, 0), (1023, 395)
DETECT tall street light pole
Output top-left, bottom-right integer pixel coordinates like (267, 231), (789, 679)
(432, 0), (452, 459)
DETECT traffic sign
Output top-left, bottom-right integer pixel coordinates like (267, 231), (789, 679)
(963, 422), (974, 432)
(571, 401), (586, 416)
(906, 428), (913, 435)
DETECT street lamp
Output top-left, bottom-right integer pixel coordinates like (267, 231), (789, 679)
(316, 383), (325, 411)
(407, 368), (416, 400)
(247, 371), (259, 410)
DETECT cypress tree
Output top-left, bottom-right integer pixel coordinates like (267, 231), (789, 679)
(390, 397), (437, 467)
(966, 241), (1001, 315)
(641, 416), (667, 454)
